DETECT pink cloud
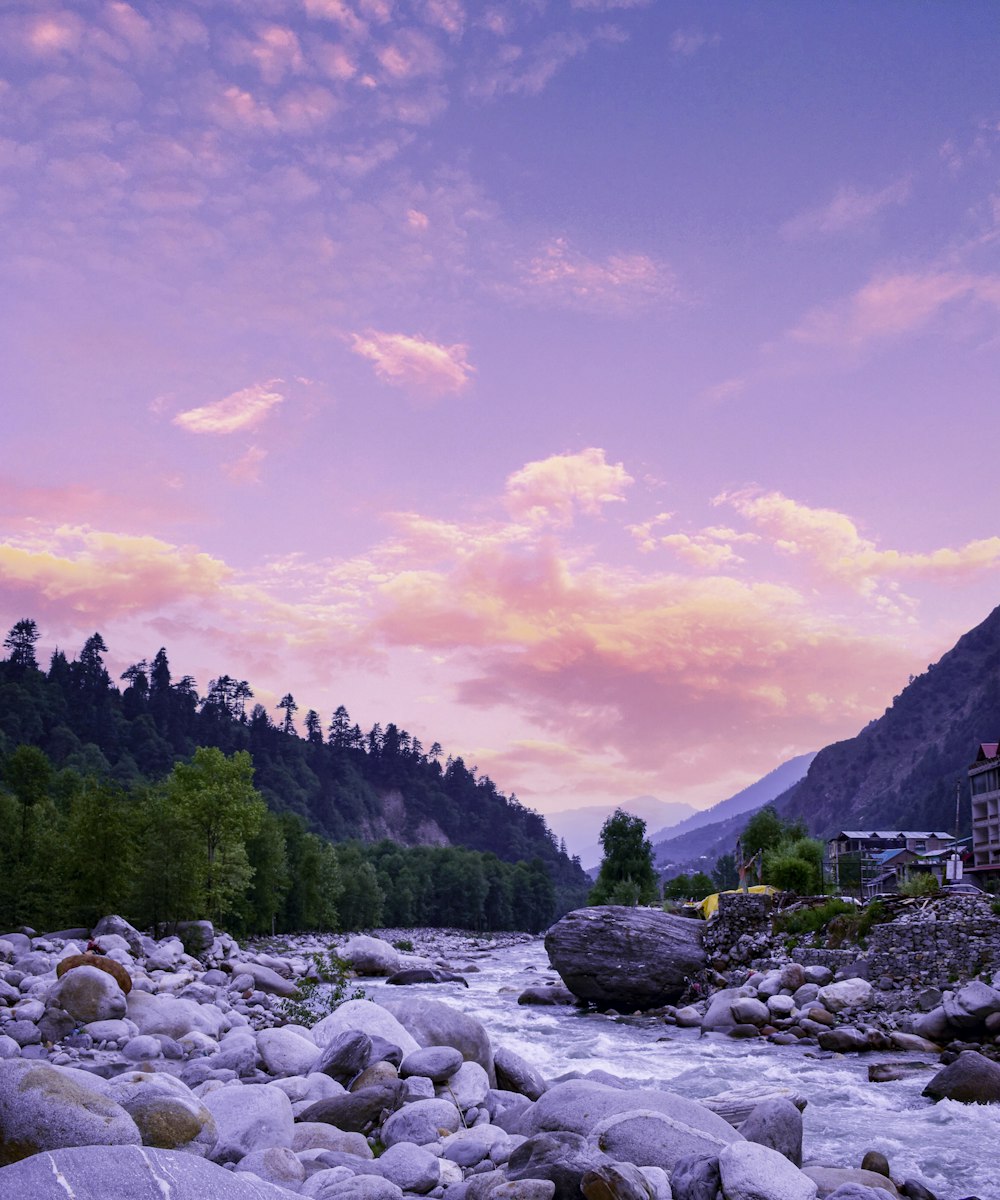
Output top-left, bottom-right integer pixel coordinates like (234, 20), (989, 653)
(514, 237), (675, 315)
(222, 446), (268, 485)
(504, 448), (633, 526)
(172, 382), (285, 435)
(782, 177), (912, 239)
(349, 330), (474, 395)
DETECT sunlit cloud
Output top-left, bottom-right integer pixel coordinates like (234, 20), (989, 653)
(782, 177), (912, 239)
(173, 382), (286, 435)
(469, 25), (627, 99)
(349, 330), (474, 395)
(504, 448), (632, 526)
(222, 446), (268, 485)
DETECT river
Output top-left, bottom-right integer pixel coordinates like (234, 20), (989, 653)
(349, 931), (1000, 1200)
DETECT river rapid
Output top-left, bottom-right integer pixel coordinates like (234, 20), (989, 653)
(350, 931), (1000, 1200)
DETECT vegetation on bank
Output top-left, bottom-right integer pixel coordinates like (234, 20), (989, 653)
(0, 620), (589, 933)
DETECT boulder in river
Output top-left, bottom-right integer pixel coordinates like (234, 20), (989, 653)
(544, 906), (705, 1010)
(922, 1049), (1000, 1103)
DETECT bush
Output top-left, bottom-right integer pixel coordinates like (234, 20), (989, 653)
(278, 950), (367, 1026)
(899, 874), (939, 897)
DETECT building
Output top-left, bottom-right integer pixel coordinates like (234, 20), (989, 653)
(827, 830), (953, 896)
(969, 742), (1000, 881)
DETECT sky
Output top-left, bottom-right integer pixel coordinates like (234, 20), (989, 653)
(3, 1), (1000, 820)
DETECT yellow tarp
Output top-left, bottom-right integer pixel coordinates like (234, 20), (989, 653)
(698, 884), (778, 920)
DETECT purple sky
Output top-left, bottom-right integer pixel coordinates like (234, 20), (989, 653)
(4, 1), (1000, 816)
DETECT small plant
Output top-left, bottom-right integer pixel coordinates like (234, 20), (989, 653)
(278, 950), (367, 1027)
(899, 875), (939, 897)
(392, 939), (414, 952)
(992, 900), (1000, 917)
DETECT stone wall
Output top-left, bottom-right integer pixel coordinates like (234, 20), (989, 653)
(865, 895), (1000, 989)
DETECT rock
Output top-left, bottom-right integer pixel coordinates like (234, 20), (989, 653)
(351, 1061), (400, 1091)
(56, 952), (132, 994)
(381, 1096), (461, 1146)
(341, 935), (400, 976)
(5, 1019), (41, 1046)
(922, 1049), (1000, 1103)
(49, 964), (127, 1023)
(387, 968), (469, 986)
(731, 997), (770, 1025)
(544, 907), (705, 1010)
(490, 1183), (557, 1200)
(314, 1030), (373, 1082)
(298, 1081), (406, 1133)
(888, 1033), (939, 1053)
(0, 1145), (299, 1198)
(175, 920), (215, 958)
(581, 1161), (659, 1200)
(226, 961), (298, 998)
(257, 1026), (319, 1077)
(236, 1145), (306, 1188)
(518, 986), (577, 1006)
(700, 988), (743, 1033)
(401, 1045), (464, 1082)
(305, 1175), (404, 1200)
(911, 1008), (950, 1043)
(868, 1063), (933, 1083)
(803, 1167), (899, 1196)
(588, 1107), (738, 1174)
(494, 1046), (548, 1100)
(0, 1059), (141, 1165)
(860, 1151), (891, 1178)
(91, 916), (144, 956)
(439, 1060), (490, 1110)
(818, 1028), (870, 1052)
(670, 1153), (720, 1200)
(817, 979), (873, 1013)
(127, 991), (225, 1040)
(293, 1122), (374, 1156)
(374, 1141), (442, 1192)
(739, 1098), (802, 1166)
(516, 1080), (742, 1155)
(718, 1141), (818, 1200)
(202, 1082), (294, 1163)
(105, 1071), (217, 1155)
(507, 1131), (611, 1200)
(312, 999), (419, 1056)
(440, 1125), (509, 1167)
(824, 1188), (894, 1200)
(699, 1085), (805, 1130)
(378, 997), (494, 1081)
(123, 1035), (165, 1062)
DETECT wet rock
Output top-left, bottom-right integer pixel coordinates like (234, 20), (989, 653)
(581, 1160), (658, 1200)
(341, 935), (400, 977)
(401, 1045), (464, 1082)
(670, 1153), (720, 1200)
(506, 1131), (611, 1200)
(719, 1141), (817, 1200)
(494, 1046), (548, 1100)
(739, 1098), (802, 1166)
(922, 1050), (1000, 1103)
(860, 1151), (891, 1178)
(803, 1166), (899, 1196)
(300, 1081), (407, 1133)
(518, 986), (577, 1006)
(387, 968), (469, 986)
(378, 996), (494, 1081)
(545, 907), (705, 1011)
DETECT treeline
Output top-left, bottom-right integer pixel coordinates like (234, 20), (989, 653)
(0, 620), (591, 919)
(0, 742), (559, 935)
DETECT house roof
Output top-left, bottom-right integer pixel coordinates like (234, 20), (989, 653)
(830, 830), (953, 842)
(976, 743), (999, 761)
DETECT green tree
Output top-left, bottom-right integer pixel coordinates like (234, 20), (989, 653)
(4, 619), (40, 671)
(588, 809), (659, 906)
(167, 747), (266, 922)
(712, 853), (739, 891)
(662, 873), (693, 900)
(688, 871), (716, 899)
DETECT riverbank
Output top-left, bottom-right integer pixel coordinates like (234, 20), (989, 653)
(0, 919), (994, 1199)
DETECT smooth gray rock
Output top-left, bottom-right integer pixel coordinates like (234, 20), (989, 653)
(341, 936), (400, 977)
(582, 1161), (659, 1200)
(50, 965), (127, 1023)
(311, 1000), (419, 1056)
(507, 1131), (611, 1200)
(719, 1142), (817, 1200)
(731, 997), (770, 1026)
(494, 1046), (548, 1100)
(105, 1070), (217, 1155)
(803, 1167), (899, 1196)
(378, 996), (494, 1082)
(518, 985), (577, 1006)
(401, 1045), (464, 1082)
(739, 1098), (802, 1166)
(257, 1026), (318, 1077)
(235, 1145), (306, 1188)
(440, 1124), (509, 1167)
(315, 1030), (373, 1082)
(922, 1049), (1000, 1103)
(293, 1122), (374, 1155)
(387, 968), (469, 987)
(0, 1059), (141, 1165)
(544, 907), (705, 1010)
(373, 1141), (442, 1192)
(588, 1107), (738, 1173)
(439, 1059), (490, 1109)
(669, 1153), (720, 1200)
(381, 1096), (461, 1146)
(824, 1187), (893, 1200)
(304, 1175), (403, 1200)
(91, 916), (144, 956)
(0, 1145), (298, 1198)
(298, 1081), (406, 1132)
(202, 1082), (294, 1163)
(700, 988), (743, 1033)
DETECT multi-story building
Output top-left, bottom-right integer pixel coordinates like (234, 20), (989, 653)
(969, 742), (1000, 881)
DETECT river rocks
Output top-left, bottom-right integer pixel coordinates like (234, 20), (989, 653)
(0, 1059), (142, 1165)
(379, 996), (494, 1080)
(507, 1131), (611, 1200)
(719, 1141), (818, 1200)
(0, 1144), (300, 1198)
(105, 1070), (218, 1155)
(342, 935), (401, 977)
(544, 907), (705, 1010)
(316, 1029), (374, 1082)
(803, 1166), (899, 1196)
(49, 964), (127, 1023)
(299, 1081), (407, 1133)
(56, 952), (132, 994)
(587, 1107), (736, 1174)
(402, 1045), (464, 1081)
(518, 985), (577, 1006)
(816, 980), (873, 1013)
(381, 1096), (462, 1145)
(739, 1098), (802, 1166)
(922, 1049), (1000, 1103)
(256, 1026), (319, 1077)
(202, 1082), (294, 1163)
(388, 968), (469, 987)
(494, 1046), (548, 1100)
(313, 999), (419, 1055)
(374, 1140), (443, 1191)
(126, 990), (225, 1040)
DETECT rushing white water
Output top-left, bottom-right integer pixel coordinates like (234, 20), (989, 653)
(354, 933), (1000, 1200)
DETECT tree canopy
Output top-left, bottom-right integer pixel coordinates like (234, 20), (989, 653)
(588, 809), (660, 906)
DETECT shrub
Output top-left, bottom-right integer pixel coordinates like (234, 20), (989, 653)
(278, 950), (367, 1026)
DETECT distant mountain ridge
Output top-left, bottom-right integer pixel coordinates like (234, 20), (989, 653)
(651, 751), (816, 873)
(770, 603), (1000, 838)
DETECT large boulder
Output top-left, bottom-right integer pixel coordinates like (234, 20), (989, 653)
(312, 999), (419, 1055)
(56, 952), (132, 994)
(922, 1049), (1000, 1103)
(0, 1060), (141, 1165)
(105, 1071), (217, 1156)
(202, 1083), (294, 1163)
(49, 964), (127, 1023)
(719, 1142), (817, 1200)
(0, 1145), (301, 1198)
(544, 907), (705, 1009)
(341, 936), (400, 976)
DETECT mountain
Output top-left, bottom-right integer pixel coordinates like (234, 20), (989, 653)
(650, 752), (816, 874)
(771, 604), (1000, 838)
(546, 795), (696, 866)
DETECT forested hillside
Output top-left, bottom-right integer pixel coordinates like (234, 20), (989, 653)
(773, 602), (1000, 837)
(0, 620), (590, 933)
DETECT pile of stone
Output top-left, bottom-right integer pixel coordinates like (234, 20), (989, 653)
(0, 924), (948, 1200)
